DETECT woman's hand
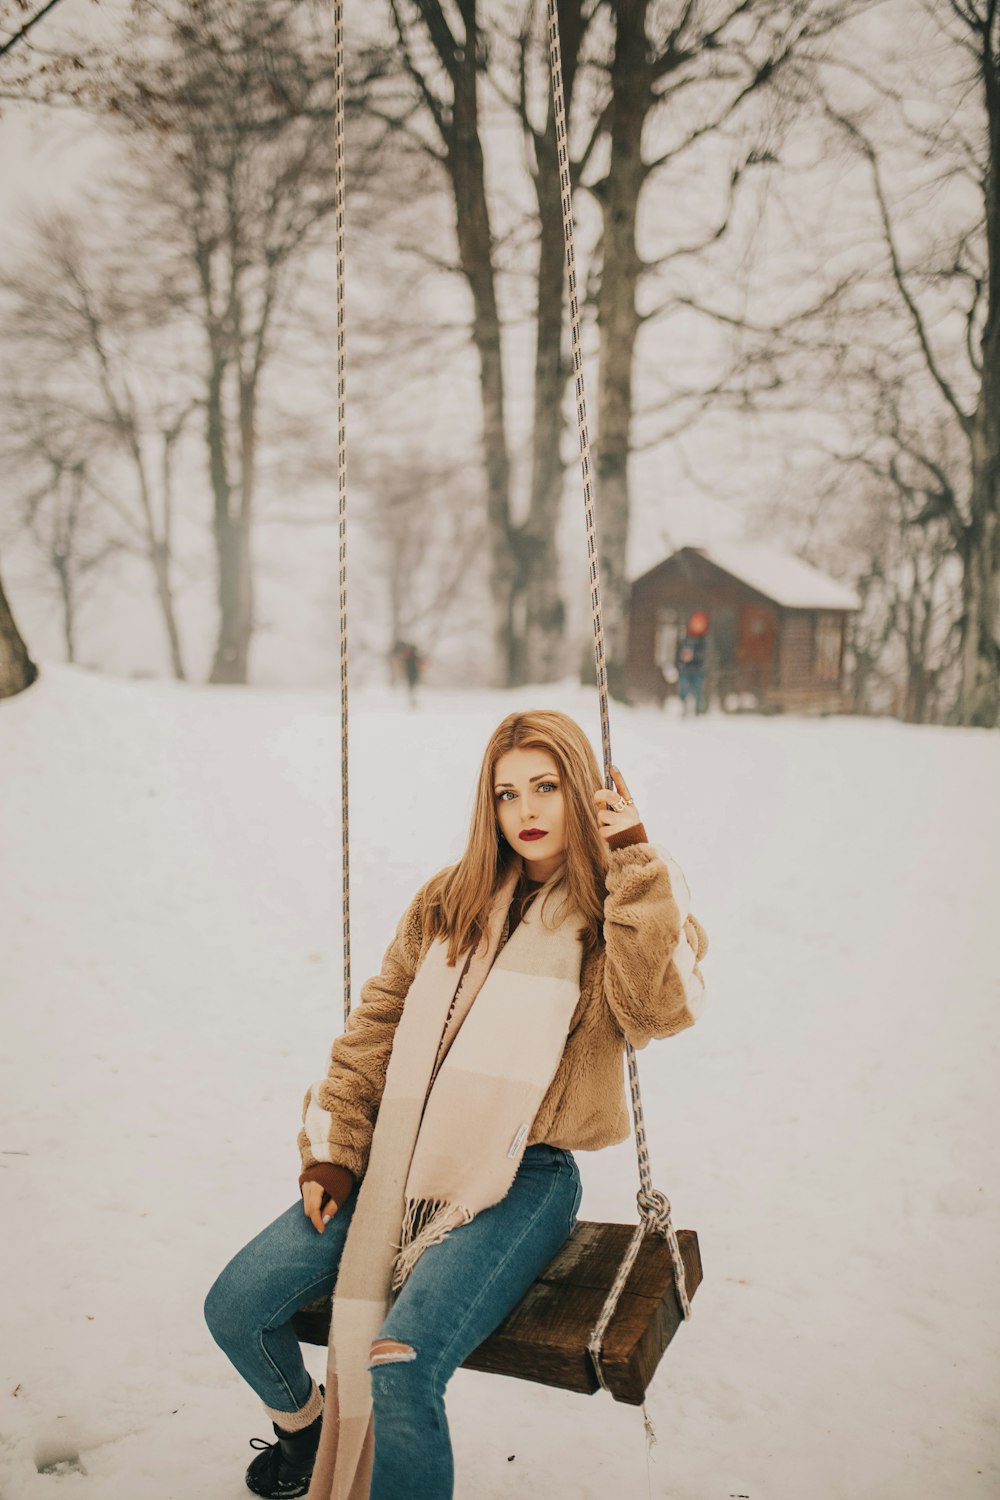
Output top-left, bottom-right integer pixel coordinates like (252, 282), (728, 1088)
(302, 1181), (337, 1234)
(594, 766), (642, 842)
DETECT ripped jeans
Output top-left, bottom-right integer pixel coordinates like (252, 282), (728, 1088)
(204, 1143), (582, 1500)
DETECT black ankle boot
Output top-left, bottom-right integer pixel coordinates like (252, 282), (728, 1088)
(245, 1408), (323, 1499)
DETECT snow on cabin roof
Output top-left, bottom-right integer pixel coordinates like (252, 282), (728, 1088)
(638, 542), (861, 611)
(705, 544), (861, 609)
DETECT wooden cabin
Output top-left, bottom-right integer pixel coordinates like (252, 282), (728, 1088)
(626, 543), (860, 713)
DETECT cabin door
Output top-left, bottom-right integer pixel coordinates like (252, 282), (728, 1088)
(738, 603), (776, 697)
(738, 604), (775, 664)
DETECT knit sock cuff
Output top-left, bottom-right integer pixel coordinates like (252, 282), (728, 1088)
(264, 1378), (323, 1433)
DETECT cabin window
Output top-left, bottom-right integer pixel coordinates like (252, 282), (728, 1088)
(814, 614), (842, 681)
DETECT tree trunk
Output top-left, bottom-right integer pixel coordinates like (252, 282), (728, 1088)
(446, 20), (515, 687)
(152, 427), (187, 681)
(961, 213), (1000, 727)
(514, 131), (566, 686)
(210, 513), (254, 684)
(515, 0), (586, 687)
(958, 492), (1000, 726)
(904, 539), (949, 725)
(206, 351), (254, 685)
(124, 465), (190, 681)
(0, 563), (38, 698)
(956, 30), (1000, 727)
(593, 0), (649, 701)
(56, 555), (75, 664)
(151, 542), (187, 681)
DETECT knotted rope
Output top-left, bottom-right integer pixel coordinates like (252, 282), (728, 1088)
(544, 0), (692, 1394)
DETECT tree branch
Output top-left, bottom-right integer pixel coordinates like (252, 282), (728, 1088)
(389, 0), (452, 147)
(0, 0), (66, 59)
(826, 102), (974, 431)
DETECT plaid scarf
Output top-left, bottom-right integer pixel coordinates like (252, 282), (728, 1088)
(307, 866), (584, 1500)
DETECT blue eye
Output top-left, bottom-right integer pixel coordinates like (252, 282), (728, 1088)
(496, 782), (558, 801)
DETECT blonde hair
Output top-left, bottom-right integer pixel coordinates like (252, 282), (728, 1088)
(422, 710), (609, 964)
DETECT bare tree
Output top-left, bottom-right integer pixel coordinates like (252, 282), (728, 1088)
(686, 2), (1000, 725)
(385, 0), (523, 687)
(0, 212), (196, 679)
(376, 0), (609, 687)
(650, 0), (1000, 726)
(95, 0), (388, 684)
(825, 4), (1000, 726)
(834, 411), (964, 723)
(746, 343), (967, 722)
(507, 0), (593, 684)
(358, 453), (487, 658)
(11, 450), (122, 664)
(800, 466), (959, 723)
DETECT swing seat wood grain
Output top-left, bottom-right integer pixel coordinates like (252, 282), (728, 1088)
(291, 1220), (702, 1406)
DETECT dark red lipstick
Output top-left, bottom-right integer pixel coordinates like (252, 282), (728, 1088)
(519, 829), (547, 842)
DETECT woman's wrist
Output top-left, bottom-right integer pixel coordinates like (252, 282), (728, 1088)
(606, 821), (648, 852)
(299, 1162), (356, 1209)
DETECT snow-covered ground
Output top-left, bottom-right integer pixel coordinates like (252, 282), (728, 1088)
(2, 666), (998, 1500)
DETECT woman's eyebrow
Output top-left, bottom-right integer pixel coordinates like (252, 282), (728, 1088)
(494, 772), (559, 788)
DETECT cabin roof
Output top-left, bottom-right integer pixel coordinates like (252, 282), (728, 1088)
(632, 542), (861, 611)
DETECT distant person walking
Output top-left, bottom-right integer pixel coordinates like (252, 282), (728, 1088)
(390, 640), (424, 708)
(676, 611), (709, 716)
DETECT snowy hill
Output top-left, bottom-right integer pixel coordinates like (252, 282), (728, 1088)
(1, 667), (997, 1500)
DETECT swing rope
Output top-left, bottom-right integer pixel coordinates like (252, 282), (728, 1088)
(331, 0), (690, 1396)
(334, 0), (351, 1028)
(544, 2), (692, 1389)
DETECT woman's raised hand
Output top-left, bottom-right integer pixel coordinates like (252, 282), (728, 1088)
(302, 1180), (337, 1234)
(594, 766), (642, 842)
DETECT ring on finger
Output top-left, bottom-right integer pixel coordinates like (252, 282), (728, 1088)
(611, 797), (629, 813)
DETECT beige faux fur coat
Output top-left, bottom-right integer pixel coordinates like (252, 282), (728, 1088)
(298, 839), (707, 1197)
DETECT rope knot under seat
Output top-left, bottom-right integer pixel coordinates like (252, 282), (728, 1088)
(636, 1187), (673, 1232)
(635, 1187), (692, 1321)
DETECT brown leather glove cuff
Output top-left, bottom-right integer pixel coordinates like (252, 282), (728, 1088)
(298, 1163), (356, 1210)
(606, 821), (649, 852)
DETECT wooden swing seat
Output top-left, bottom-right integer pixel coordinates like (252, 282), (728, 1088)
(292, 1220), (702, 1406)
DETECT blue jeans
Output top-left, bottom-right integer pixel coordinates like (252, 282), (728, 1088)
(678, 667), (706, 715)
(205, 1143), (582, 1500)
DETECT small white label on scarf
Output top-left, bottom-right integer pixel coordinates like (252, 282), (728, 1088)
(507, 1123), (529, 1160)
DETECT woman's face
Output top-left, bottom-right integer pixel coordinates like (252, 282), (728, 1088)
(493, 746), (568, 882)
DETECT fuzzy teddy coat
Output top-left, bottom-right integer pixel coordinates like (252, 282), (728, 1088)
(298, 839), (707, 1199)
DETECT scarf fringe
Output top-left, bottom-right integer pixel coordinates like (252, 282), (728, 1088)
(391, 1197), (472, 1290)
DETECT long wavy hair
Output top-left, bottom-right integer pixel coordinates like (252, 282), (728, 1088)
(422, 710), (609, 964)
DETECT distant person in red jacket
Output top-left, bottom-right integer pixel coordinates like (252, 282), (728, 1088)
(676, 611), (709, 716)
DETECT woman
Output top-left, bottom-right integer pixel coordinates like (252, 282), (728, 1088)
(205, 709), (707, 1500)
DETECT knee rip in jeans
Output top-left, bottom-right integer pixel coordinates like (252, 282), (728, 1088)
(368, 1338), (416, 1367)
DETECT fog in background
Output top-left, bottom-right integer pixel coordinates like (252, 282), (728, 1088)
(1, 0), (996, 722)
